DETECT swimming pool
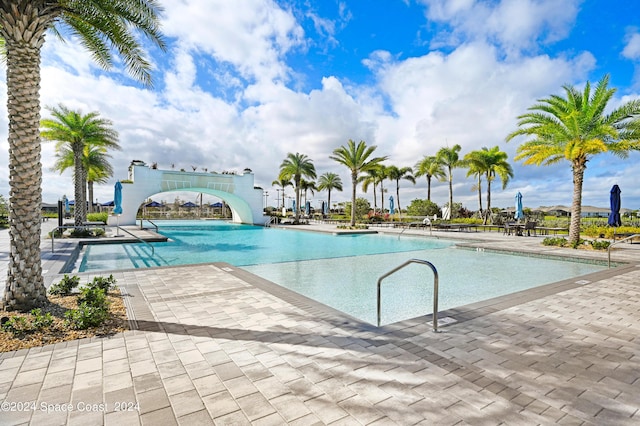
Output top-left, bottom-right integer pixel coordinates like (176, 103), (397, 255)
(78, 220), (605, 325)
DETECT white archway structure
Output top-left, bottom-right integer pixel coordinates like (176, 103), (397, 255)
(107, 163), (267, 226)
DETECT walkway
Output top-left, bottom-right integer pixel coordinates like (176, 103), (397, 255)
(0, 222), (639, 424)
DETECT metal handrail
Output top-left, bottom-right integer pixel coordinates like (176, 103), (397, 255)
(116, 226), (155, 256)
(264, 216), (277, 227)
(139, 218), (159, 232)
(376, 258), (439, 332)
(608, 233), (640, 267)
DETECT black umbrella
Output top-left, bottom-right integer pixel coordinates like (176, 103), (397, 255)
(608, 184), (621, 227)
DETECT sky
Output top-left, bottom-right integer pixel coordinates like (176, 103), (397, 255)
(1, 0), (640, 212)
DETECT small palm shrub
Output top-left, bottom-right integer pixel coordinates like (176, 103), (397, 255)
(49, 274), (81, 295)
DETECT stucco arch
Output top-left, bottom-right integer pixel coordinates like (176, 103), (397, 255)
(107, 164), (267, 226)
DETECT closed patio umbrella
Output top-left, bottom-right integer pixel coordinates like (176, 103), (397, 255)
(389, 196), (395, 215)
(113, 181), (123, 237)
(608, 184), (622, 227)
(305, 201), (311, 216)
(514, 192), (524, 221)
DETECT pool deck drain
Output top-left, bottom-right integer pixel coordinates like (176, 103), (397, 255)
(1, 221), (640, 424)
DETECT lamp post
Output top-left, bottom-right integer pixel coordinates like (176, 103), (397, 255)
(276, 188), (283, 209)
(264, 191), (269, 210)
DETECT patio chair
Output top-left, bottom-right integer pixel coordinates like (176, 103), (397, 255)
(524, 221), (537, 236)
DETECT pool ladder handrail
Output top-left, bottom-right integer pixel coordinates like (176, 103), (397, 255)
(139, 218), (159, 232)
(607, 233), (640, 267)
(115, 226), (155, 257)
(265, 216), (277, 227)
(376, 258), (439, 332)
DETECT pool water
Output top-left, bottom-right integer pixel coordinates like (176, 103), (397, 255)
(78, 220), (605, 325)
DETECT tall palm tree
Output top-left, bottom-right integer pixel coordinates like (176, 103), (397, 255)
(507, 74), (640, 245)
(271, 178), (293, 209)
(436, 144), (464, 218)
(317, 172), (343, 215)
(0, 1), (165, 311)
(464, 150), (487, 213)
(385, 165), (416, 216)
(299, 179), (317, 205)
(52, 144), (117, 214)
(414, 155), (445, 201)
(361, 167), (383, 213)
(41, 105), (120, 226)
(480, 146), (513, 223)
(330, 139), (387, 226)
(278, 153), (316, 223)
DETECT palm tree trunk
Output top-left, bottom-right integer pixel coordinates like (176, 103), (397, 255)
(88, 181), (94, 213)
(485, 178), (492, 225)
(327, 190), (331, 216)
(477, 175), (483, 214)
(448, 168), (453, 218)
(372, 183), (377, 214)
(350, 173), (357, 226)
(396, 183), (401, 218)
(380, 180), (385, 212)
(426, 176), (432, 201)
(569, 162), (586, 245)
(294, 181), (301, 223)
(74, 149), (86, 226)
(2, 37), (48, 310)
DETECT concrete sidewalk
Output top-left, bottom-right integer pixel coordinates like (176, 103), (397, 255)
(0, 222), (639, 424)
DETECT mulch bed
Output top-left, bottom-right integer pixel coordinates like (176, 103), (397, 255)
(0, 290), (128, 353)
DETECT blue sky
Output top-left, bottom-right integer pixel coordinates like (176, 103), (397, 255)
(2, 0), (640, 211)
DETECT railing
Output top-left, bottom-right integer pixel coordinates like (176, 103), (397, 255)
(115, 226), (155, 257)
(264, 216), (277, 227)
(376, 259), (440, 332)
(139, 218), (159, 232)
(608, 233), (640, 267)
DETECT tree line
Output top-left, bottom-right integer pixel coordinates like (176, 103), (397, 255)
(277, 141), (514, 226)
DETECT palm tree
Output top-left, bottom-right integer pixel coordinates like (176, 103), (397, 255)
(414, 156), (445, 201)
(330, 140), (387, 226)
(271, 178), (293, 209)
(436, 144), (464, 218)
(52, 144), (117, 214)
(278, 153), (316, 223)
(41, 105), (120, 226)
(385, 165), (416, 216)
(464, 150), (487, 214)
(480, 146), (513, 223)
(361, 167), (383, 214)
(299, 179), (317, 205)
(0, 1), (165, 311)
(317, 172), (343, 215)
(507, 74), (640, 245)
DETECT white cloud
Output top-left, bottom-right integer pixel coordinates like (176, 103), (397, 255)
(622, 32), (640, 60)
(161, 0), (304, 83)
(418, 0), (580, 55)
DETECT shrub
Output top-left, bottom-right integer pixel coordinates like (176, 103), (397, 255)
(78, 286), (109, 309)
(590, 240), (611, 250)
(87, 212), (108, 223)
(49, 274), (80, 295)
(88, 275), (117, 292)
(542, 237), (568, 247)
(64, 304), (109, 330)
(2, 315), (32, 334)
(30, 308), (54, 329)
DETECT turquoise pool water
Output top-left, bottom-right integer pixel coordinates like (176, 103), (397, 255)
(79, 220), (605, 325)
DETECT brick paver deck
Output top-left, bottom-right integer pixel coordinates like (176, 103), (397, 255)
(1, 223), (639, 425)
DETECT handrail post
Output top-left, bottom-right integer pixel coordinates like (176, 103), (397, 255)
(377, 259), (439, 332)
(607, 233), (640, 267)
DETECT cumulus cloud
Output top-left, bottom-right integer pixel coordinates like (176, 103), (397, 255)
(418, 0), (580, 55)
(622, 32), (640, 60)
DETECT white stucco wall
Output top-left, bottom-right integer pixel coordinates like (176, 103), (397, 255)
(106, 165), (267, 226)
